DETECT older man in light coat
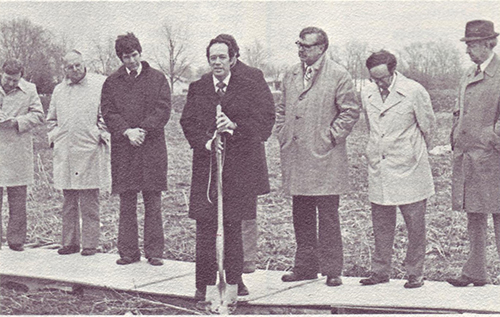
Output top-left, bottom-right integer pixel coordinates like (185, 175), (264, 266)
(0, 59), (44, 251)
(276, 27), (360, 287)
(360, 50), (435, 289)
(447, 20), (500, 287)
(47, 50), (110, 256)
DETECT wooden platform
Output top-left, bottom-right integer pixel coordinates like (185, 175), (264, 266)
(1, 248), (499, 314)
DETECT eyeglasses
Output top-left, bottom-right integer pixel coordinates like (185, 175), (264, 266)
(295, 40), (322, 50)
(369, 74), (392, 83)
(64, 63), (83, 71)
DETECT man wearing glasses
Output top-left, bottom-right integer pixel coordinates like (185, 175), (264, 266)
(47, 50), (110, 256)
(360, 50), (435, 289)
(276, 27), (359, 286)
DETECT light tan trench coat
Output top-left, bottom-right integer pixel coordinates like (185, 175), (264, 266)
(47, 73), (110, 190)
(276, 55), (360, 196)
(0, 79), (44, 186)
(451, 54), (500, 214)
(361, 72), (435, 205)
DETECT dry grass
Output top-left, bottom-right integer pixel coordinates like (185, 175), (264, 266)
(2, 96), (500, 314)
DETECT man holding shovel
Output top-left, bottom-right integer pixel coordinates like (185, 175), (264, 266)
(181, 37), (274, 305)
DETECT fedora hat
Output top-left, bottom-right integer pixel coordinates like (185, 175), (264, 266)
(461, 20), (499, 42)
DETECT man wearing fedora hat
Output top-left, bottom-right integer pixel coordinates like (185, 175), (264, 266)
(447, 19), (500, 287)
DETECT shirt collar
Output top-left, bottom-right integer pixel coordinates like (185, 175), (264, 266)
(479, 52), (494, 72)
(0, 78), (28, 95)
(213, 72), (231, 92)
(126, 62), (142, 77)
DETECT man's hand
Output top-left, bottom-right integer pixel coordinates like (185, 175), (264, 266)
(216, 111), (237, 134)
(0, 113), (18, 129)
(124, 128), (146, 147)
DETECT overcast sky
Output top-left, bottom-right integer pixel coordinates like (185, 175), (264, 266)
(1, 1), (499, 69)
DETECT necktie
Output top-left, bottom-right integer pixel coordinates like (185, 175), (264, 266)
(304, 67), (313, 88)
(129, 70), (137, 81)
(474, 64), (481, 76)
(216, 81), (226, 97)
(380, 88), (389, 103)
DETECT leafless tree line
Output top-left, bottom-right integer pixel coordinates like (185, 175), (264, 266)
(0, 18), (464, 95)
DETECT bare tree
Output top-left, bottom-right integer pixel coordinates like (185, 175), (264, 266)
(399, 40), (463, 89)
(329, 40), (370, 91)
(87, 37), (121, 76)
(243, 40), (269, 70)
(153, 22), (191, 93)
(0, 18), (67, 93)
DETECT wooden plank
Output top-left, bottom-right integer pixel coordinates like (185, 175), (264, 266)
(1, 248), (499, 314)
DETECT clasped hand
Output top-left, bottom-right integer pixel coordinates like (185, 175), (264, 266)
(0, 112), (18, 129)
(216, 111), (236, 134)
(125, 128), (146, 147)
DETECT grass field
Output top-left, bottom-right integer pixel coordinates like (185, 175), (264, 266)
(2, 98), (500, 314)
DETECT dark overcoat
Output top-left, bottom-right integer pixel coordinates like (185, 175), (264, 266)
(231, 60), (275, 195)
(101, 61), (171, 194)
(180, 72), (275, 221)
(451, 54), (500, 214)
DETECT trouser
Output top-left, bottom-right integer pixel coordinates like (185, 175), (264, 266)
(61, 189), (100, 249)
(196, 218), (243, 290)
(462, 213), (500, 281)
(371, 199), (427, 277)
(242, 219), (257, 262)
(292, 195), (343, 277)
(118, 190), (164, 259)
(0, 186), (27, 246)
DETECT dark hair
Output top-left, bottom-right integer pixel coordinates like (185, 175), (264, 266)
(299, 27), (329, 52)
(206, 38), (236, 61)
(115, 32), (142, 60)
(215, 34), (240, 58)
(365, 50), (397, 74)
(2, 59), (24, 76)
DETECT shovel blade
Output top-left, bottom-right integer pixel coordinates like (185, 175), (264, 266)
(206, 283), (238, 314)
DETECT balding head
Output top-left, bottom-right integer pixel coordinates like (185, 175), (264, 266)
(63, 50), (86, 84)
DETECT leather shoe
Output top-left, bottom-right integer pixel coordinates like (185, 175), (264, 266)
(282, 271), (318, 282)
(194, 287), (206, 301)
(147, 257), (164, 266)
(9, 244), (24, 252)
(238, 281), (249, 296)
(58, 245), (80, 255)
(404, 275), (424, 288)
(360, 273), (390, 285)
(326, 275), (342, 287)
(116, 256), (140, 265)
(447, 275), (487, 287)
(81, 248), (97, 256)
(243, 261), (256, 274)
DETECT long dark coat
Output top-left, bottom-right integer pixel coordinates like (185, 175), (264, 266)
(231, 60), (275, 195)
(451, 53), (500, 214)
(180, 72), (275, 221)
(101, 61), (171, 194)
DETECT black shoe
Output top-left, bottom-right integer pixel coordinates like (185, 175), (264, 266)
(447, 275), (487, 287)
(282, 271), (318, 282)
(147, 257), (164, 266)
(238, 281), (249, 296)
(9, 244), (24, 252)
(116, 256), (140, 265)
(360, 273), (390, 285)
(326, 275), (342, 287)
(194, 287), (206, 301)
(404, 275), (424, 288)
(81, 248), (97, 256)
(58, 245), (80, 255)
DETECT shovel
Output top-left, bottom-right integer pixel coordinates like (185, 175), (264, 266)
(206, 105), (238, 314)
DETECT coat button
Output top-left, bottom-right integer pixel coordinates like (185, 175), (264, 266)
(380, 113), (385, 117)
(382, 155), (386, 159)
(293, 136), (298, 141)
(381, 133), (385, 138)
(296, 115), (300, 119)
(299, 96), (304, 101)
